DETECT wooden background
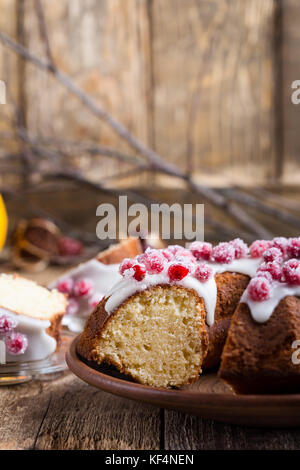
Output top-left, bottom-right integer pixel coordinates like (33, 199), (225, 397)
(0, 0), (300, 188)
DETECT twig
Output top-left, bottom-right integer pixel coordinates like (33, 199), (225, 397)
(34, 0), (55, 70)
(0, 31), (273, 239)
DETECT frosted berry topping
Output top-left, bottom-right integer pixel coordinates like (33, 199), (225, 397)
(5, 332), (28, 355)
(189, 241), (212, 261)
(255, 270), (273, 283)
(248, 277), (272, 302)
(263, 247), (283, 264)
(66, 298), (79, 316)
(194, 264), (213, 283)
(73, 279), (93, 298)
(229, 238), (248, 259)
(167, 245), (183, 255)
(282, 259), (300, 285)
(56, 278), (74, 294)
(0, 314), (18, 334)
(131, 264), (146, 281)
(212, 242), (235, 264)
(119, 258), (135, 276)
(168, 263), (189, 282)
(287, 238), (300, 259)
(272, 237), (289, 256)
(142, 250), (165, 274)
(257, 261), (282, 281)
(249, 240), (272, 258)
(161, 249), (174, 262)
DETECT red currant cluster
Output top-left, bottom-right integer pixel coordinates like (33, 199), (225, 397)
(0, 314), (28, 355)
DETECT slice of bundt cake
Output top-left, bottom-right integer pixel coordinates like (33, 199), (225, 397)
(219, 238), (300, 394)
(0, 274), (67, 363)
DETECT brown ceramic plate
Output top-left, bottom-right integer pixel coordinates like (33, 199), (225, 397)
(67, 336), (300, 427)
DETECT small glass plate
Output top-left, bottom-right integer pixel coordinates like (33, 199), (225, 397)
(0, 331), (75, 385)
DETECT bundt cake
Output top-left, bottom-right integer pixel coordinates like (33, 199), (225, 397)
(77, 240), (261, 387)
(77, 237), (300, 391)
(219, 238), (300, 394)
(0, 274), (67, 363)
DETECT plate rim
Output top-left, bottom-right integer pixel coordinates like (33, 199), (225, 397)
(66, 335), (300, 410)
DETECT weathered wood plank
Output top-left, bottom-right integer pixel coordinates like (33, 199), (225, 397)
(164, 411), (300, 450)
(151, 0), (277, 184)
(0, 372), (161, 450)
(22, 0), (153, 185)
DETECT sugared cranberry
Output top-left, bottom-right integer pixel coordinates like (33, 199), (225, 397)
(282, 259), (300, 285)
(66, 298), (79, 316)
(56, 278), (74, 295)
(255, 270), (273, 283)
(189, 241), (212, 261)
(168, 263), (189, 281)
(263, 247), (283, 263)
(257, 261), (282, 281)
(5, 333), (28, 355)
(249, 240), (272, 258)
(272, 237), (289, 256)
(248, 277), (272, 302)
(194, 264), (213, 282)
(230, 238), (248, 259)
(0, 314), (18, 334)
(142, 250), (165, 274)
(73, 279), (93, 297)
(89, 294), (104, 310)
(119, 258), (135, 276)
(212, 242), (235, 264)
(287, 238), (300, 259)
(161, 249), (174, 262)
(132, 264), (146, 281)
(59, 237), (83, 256)
(167, 245), (183, 255)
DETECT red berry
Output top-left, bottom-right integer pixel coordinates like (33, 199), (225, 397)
(194, 264), (213, 282)
(168, 263), (189, 281)
(0, 314), (18, 334)
(66, 298), (79, 316)
(212, 242), (235, 264)
(248, 277), (272, 302)
(119, 258), (135, 276)
(272, 237), (289, 256)
(132, 264), (146, 281)
(142, 250), (165, 274)
(56, 278), (74, 294)
(73, 279), (93, 297)
(161, 249), (174, 262)
(282, 259), (300, 285)
(59, 237), (83, 256)
(287, 238), (300, 259)
(249, 240), (272, 258)
(189, 241), (212, 261)
(5, 332), (28, 355)
(229, 238), (248, 259)
(257, 261), (282, 281)
(263, 247), (283, 263)
(255, 270), (273, 283)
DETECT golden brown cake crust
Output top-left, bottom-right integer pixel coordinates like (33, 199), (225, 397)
(46, 311), (65, 348)
(97, 238), (143, 265)
(202, 272), (250, 369)
(77, 284), (209, 380)
(218, 296), (300, 394)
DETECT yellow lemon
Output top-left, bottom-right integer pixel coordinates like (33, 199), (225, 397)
(0, 194), (8, 250)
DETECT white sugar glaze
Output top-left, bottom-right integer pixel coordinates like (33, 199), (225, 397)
(0, 307), (56, 363)
(49, 260), (121, 332)
(104, 257), (262, 326)
(241, 282), (300, 323)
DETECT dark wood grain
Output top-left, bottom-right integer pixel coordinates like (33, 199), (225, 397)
(0, 372), (161, 450)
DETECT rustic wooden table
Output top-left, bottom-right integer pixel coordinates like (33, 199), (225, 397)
(1, 265), (300, 451)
